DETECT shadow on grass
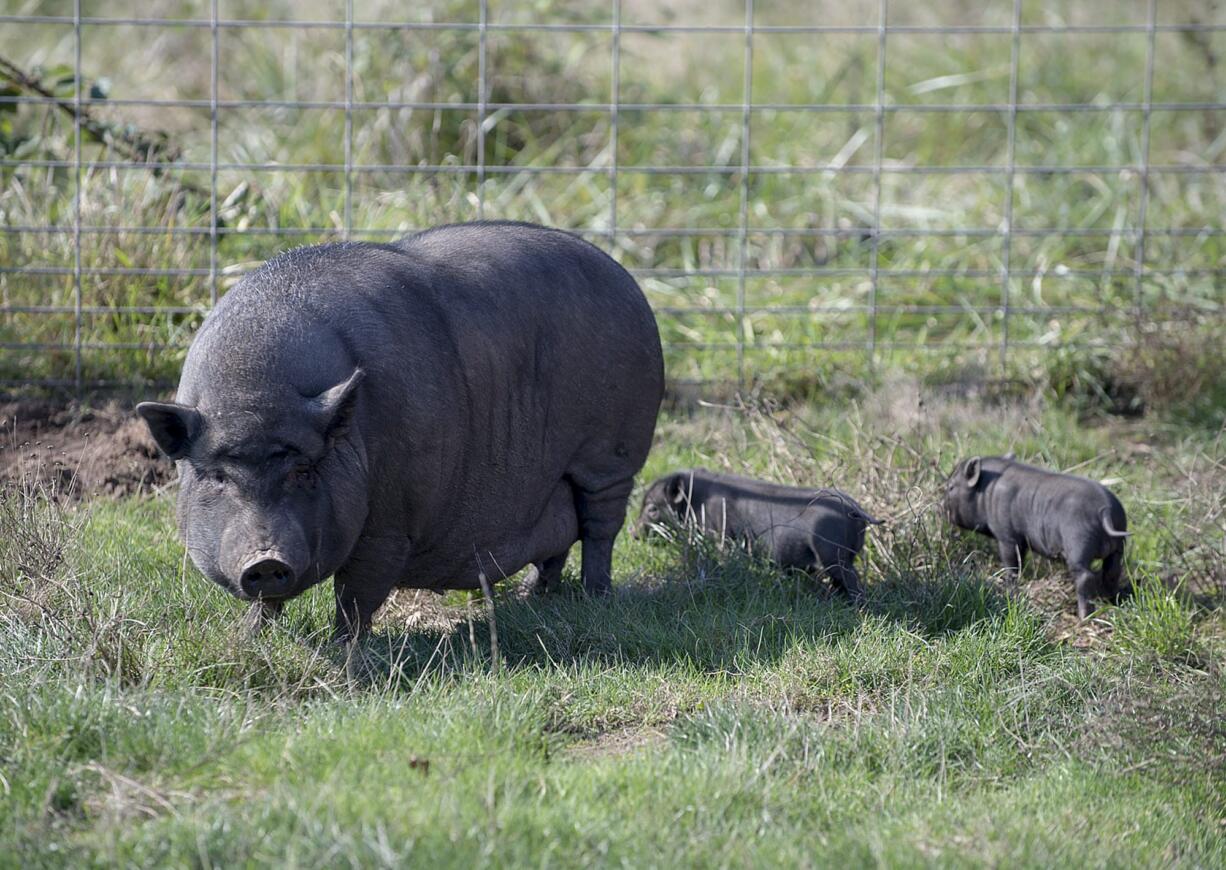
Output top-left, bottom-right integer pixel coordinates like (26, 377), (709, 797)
(329, 534), (1013, 687)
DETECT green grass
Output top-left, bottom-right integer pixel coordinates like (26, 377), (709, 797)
(2, 394), (1223, 867)
(1, 0), (1223, 390)
(1, 3), (1222, 864)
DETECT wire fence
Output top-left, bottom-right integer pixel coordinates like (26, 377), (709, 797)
(0, 1), (1222, 393)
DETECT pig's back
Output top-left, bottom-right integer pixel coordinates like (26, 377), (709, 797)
(382, 223), (664, 581)
(995, 462), (1120, 557)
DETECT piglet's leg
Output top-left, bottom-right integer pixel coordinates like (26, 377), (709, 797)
(824, 563), (866, 605)
(996, 538), (1026, 580)
(1073, 568), (1100, 620)
(1101, 549), (1126, 603)
(1066, 541), (1102, 620)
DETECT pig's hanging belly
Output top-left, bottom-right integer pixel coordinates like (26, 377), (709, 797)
(397, 477), (579, 590)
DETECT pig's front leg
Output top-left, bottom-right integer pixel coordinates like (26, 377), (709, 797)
(332, 532), (410, 676)
(996, 538), (1026, 580)
(240, 599), (285, 639)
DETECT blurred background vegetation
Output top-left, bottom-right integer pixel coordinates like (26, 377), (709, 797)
(0, 0), (1222, 421)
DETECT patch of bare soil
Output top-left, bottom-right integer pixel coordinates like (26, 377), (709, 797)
(375, 588), (469, 634)
(0, 400), (173, 499)
(1019, 571), (1119, 648)
(565, 726), (667, 760)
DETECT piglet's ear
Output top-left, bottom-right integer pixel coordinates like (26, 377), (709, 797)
(667, 473), (693, 504)
(309, 368), (364, 439)
(136, 401), (202, 460)
(964, 456), (982, 488)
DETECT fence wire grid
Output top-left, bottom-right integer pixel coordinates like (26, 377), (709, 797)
(0, 0), (1223, 393)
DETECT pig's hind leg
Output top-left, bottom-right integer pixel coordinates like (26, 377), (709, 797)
(522, 479), (580, 595)
(567, 423), (654, 595)
(1101, 548), (1127, 604)
(524, 551), (569, 595)
(814, 540), (866, 604)
(568, 474), (635, 596)
(1065, 540), (1102, 620)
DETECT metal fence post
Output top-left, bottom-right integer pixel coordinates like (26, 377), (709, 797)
(867, 0), (887, 370)
(72, 0), (83, 393)
(999, 0), (1022, 375)
(609, 0), (621, 246)
(1134, 0), (1158, 342)
(735, 0), (754, 388)
(209, 0), (219, 307)
(476, 0), (489, 219)
(343, 0), (354, 240)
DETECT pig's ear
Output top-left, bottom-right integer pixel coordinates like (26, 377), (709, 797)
(310, 368), (364, 438)
(666, 473), (690, 504)
(136, 401), (202, 460)
(964, 456), (982, 488)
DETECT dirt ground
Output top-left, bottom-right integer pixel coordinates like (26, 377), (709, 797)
(0, 400), (173, 499)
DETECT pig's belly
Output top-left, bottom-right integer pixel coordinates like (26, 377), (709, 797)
(400, 479), (579, 589)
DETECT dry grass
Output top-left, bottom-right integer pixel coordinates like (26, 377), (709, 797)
(0, 390), (1222, 864)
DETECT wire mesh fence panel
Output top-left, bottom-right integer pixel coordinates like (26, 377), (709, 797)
(0, 0), (1222, 393)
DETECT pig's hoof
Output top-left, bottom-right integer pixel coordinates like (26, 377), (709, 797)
(239, 607), (265, 640)
(238, 601), (280, 640)
(343, 640), (374, 683)
(519, 565), (549, 596)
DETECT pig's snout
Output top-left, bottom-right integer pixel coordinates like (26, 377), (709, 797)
(239, 555), (297, 599)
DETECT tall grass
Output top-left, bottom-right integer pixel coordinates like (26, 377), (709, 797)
(1, 0), (1223, 390)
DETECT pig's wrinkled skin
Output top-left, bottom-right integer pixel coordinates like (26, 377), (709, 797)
(943, 455), (1129, 618)
(137, 221), (664, 644)
(632, 468), (882, 601)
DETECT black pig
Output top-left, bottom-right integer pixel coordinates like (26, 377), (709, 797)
(943, 455), (1129, 618)
(633, 468), (882, 601)
(137, 222), (664, 650)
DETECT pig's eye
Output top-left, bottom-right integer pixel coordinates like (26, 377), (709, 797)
(268, 446), (294, 463)
(286, 460), (314, 487)
(207, 469), (226, 487)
